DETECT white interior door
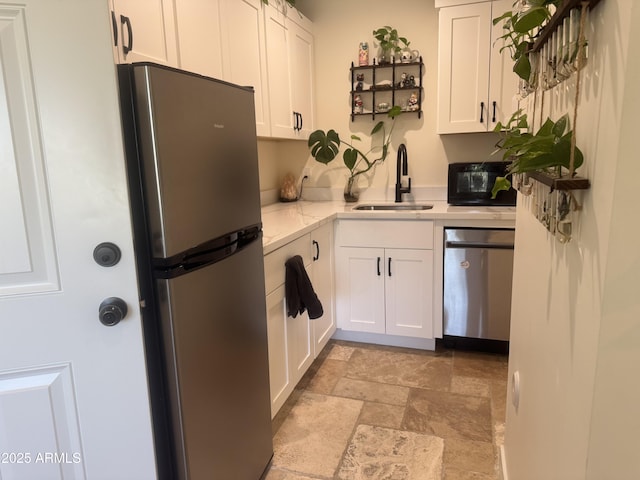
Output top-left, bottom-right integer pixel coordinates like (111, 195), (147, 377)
(0, 1), (156, 479)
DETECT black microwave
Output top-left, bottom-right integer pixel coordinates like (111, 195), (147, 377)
(447, 162), (517, 206)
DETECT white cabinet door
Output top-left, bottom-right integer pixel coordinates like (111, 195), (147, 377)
(437, 1), (492, 133)
(288, 302), (313, 383)
(336, 247), (386, 334)
(264, 4), (295, 138)
(265, 281), (312, 418)
(264, 4), (315, 139)
(311, 223), (335, 356)
(489, 0), (519, 129)
(385, 249), (434, 338)
(111, 0), (178, 66)
(287, 16), (315, 138)
(174, 0), (224, 78)
(220, 0), (271, 136)
(437, 0), (515, 133)
(266, 285), (292, 417)
(263, 234), (314, 418)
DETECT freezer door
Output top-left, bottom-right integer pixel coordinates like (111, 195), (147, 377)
(130, 64), (262, 259)
(156, 238), (273, 480)
(443, 228), (515, 341)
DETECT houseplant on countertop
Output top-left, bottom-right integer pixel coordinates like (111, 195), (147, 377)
(491, 110), (584, 198)
(308, 106), (402, 202)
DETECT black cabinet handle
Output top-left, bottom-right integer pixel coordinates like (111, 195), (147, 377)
(312, 240), (319, 261)
(120, 15), (133, 55)
(111, 11), (118, 47)
(492, 101), (497, 123)
(480, 102), (485, 123)
(377, 257), (381, 276)
(388, 257), (392, 277)
(293, 112), (302, 131)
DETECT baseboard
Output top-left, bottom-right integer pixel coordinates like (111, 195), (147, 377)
(331, 329), (437, 351)
(499, 444), (508, 480)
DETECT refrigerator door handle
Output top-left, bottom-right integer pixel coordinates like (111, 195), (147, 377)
(154, 225), (262, 278)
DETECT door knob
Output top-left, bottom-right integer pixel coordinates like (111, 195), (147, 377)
(99, 297), (128, 326)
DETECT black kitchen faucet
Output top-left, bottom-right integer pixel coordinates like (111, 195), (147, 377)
(395, 144), (411, 202)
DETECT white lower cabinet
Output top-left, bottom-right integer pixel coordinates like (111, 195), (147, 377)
(310, 223), (336, 355)
(335, 220), (435, 339)
(263, 223), (334, 418)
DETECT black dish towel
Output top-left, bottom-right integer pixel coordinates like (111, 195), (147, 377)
(285, 255), (323, 319)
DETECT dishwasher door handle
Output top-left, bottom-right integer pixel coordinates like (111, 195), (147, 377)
(445, 241), (514, 250)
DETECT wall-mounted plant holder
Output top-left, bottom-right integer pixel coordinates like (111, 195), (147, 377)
(512, 171), (590, 243)
(516, 0), (602, 98)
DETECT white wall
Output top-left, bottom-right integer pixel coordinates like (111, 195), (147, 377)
(505, 1), (640, 478)
(264, 0), (501, 200)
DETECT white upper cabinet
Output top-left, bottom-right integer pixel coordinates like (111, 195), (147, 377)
(437, 0), (517, 134)
(264, 4), (315, 140)
(220, 0), (271, 137)
(174, 0), (224, 79)
(287, 15), (315, 139)
(173, 0), (270, 136)
(110, 0), (315, 139)
(110, 0), (178, 66)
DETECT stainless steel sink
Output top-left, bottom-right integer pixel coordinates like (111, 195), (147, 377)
(353, 204), (434, 211)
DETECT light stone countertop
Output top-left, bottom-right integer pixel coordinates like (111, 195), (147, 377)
(261, 200), (516, 255)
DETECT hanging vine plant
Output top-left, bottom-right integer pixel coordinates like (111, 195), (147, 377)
(491, 111), (584, 197)
(493, 0), (561, 81)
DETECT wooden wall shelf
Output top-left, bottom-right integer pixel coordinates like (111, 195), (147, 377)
(528, 171), (591, 191)
(531, 0), (603, 52)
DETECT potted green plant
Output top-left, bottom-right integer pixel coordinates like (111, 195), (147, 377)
(491, 110), (584, 197)
(308, 106), (402, 202)
(493, 0), (559, 81)
(372, 26), (410, 64)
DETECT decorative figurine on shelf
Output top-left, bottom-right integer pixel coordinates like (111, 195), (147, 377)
(407, 92), (419, 111)
(355, 73), (364, 91)
(407, 75), (416, 88)
(359, 42), (369, 66)
(397, 72), (407, 88)
(354, 94), (363, 114)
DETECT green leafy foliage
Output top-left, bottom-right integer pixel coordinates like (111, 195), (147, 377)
(308, 129), (340, 164)
(491, 110), (584, 197)
(372, 26), (410, 54)
(308, 108), (402, 179)
(493, 1), (560, 81)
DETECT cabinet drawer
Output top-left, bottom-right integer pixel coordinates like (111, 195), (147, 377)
(337, 220), (433, 249)
(264, 233), (312, 294)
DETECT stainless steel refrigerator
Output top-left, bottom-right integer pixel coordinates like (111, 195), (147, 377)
(118, 63), (273, 480)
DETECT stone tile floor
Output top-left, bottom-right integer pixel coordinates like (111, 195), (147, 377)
(266, 340), (508, 480)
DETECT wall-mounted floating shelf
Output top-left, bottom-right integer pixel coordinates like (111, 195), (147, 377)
(530, 0), (603, 53)
(528, 171), (591, 191)
(350, 57), (424, 121)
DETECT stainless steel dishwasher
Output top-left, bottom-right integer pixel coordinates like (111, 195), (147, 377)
(443, 228), (515, 344)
